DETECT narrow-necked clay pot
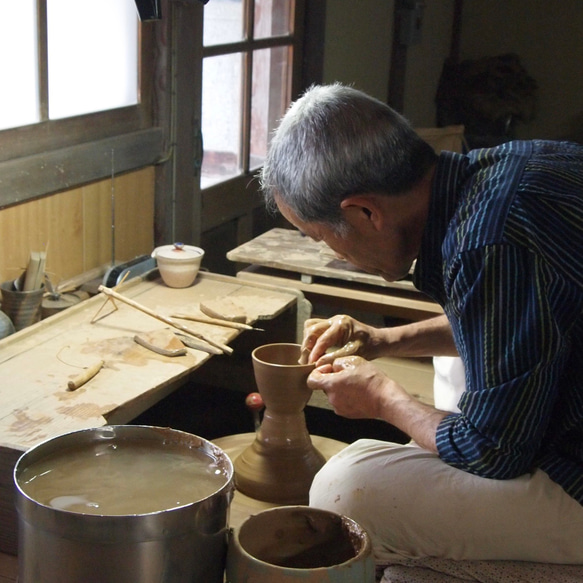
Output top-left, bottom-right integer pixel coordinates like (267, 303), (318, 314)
(225, 506), (375, 583)
(234, 344), (326, 504)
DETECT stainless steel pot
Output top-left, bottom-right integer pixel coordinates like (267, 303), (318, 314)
(14, 425), (234, 583)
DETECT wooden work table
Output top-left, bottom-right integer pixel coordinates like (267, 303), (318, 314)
(227, 227), (443, 322)
(0, 270), (300, 555)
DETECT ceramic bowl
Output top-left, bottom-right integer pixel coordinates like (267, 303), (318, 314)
(225, 506), (375, 583)
(151, 243), (204, 288)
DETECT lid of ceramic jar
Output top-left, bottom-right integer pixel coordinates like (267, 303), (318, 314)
(152, 243), (204, 261)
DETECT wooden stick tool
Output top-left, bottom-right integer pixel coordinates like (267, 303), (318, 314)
(96, 285), (233, 355)
(171, 312), (263, 331)
(91, 270), (130, 323)
(67, 360), (104, 391)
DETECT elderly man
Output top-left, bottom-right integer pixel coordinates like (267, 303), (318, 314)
(259, 83), (583, 568)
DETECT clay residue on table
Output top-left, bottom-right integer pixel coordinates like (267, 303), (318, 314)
(77, 334), (195, 369)
(8, 409), (53, 443)
(57, 402), (118, 420)
(79, 336), (150, 368)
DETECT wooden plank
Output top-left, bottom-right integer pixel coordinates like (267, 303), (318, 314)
(0, 128), (163, 209)
(236, 267), (442, 321)
(0, 272), (298, 452)
(0, 168), (154, 286)
(112, 168), (155, 262)
(227, 228), (419, 292)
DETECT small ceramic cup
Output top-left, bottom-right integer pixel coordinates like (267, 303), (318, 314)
(225, 505), (375, 583)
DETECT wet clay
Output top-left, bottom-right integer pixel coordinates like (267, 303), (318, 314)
(225, 506), (376, 583)
(239, 507), (360, 568)
(233, 344), (326, 504)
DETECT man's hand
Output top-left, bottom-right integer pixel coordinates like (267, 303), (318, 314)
(300, 315), (377, 365)
(308, 355), (448, 452)
(308, 355), (396, 419)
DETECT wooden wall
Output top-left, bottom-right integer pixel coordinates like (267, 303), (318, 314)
(0, 167), (154, 287)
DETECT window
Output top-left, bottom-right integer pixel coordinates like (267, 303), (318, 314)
(0, 1), (39, 130)
(0, 0), (138, 131)
(201, 0), (297, 188)
(0, 0), (159, 209)
(0, 0), (306, 248)
(46, 0), (138, 120)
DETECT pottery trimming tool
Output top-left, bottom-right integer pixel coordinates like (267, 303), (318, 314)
(174, 332), (223, 355)
(96, 285), (233, 355)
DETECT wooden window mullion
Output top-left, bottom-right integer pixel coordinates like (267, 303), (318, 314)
(37, 0), (49, 121)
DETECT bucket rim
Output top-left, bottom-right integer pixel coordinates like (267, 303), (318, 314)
(14, 424), (234, 520)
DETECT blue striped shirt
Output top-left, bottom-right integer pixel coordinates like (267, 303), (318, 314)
(413, 140), (583, 504)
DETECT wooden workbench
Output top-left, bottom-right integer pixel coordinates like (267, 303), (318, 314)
(0, 270), (300, 555)
(227, 228), (442, 322)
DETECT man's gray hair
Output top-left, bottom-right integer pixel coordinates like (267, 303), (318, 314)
(260, 84), (437, 233)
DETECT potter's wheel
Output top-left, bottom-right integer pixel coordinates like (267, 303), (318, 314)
(213, 433), (346, 528)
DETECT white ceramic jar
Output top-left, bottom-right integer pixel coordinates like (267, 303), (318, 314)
(151, 243), (205, 288)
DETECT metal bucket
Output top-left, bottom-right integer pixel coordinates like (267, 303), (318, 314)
(14, 425), (235, 583)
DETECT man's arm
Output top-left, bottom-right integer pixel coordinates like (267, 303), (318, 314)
(302, 313), (458, 366)
(376, 314), (458, 358)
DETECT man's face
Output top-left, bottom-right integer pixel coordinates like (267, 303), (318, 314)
(275, 197), (416, 282)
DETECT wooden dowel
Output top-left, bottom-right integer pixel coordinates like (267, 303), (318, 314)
(96, 285), (233, 355)
(90, 270), (130, 323)
(67, 360), (104, 391)
(171, 312), (259, 331)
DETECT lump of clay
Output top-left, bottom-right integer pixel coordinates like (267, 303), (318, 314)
(200, 299), (247, 323)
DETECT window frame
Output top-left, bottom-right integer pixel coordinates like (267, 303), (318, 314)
(200, 0), (305, 234)
(0, 1), (163, 210)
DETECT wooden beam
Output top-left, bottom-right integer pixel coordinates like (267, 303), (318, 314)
(0, 128), (164, 209)
(387, 1), (408, 112)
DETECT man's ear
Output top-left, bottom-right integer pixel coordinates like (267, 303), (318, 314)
(340, 194), (383, 230)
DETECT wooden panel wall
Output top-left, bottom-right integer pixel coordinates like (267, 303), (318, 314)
(0, 167), (154, 287)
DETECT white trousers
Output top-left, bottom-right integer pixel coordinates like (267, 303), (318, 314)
(309, 440), (583, 564)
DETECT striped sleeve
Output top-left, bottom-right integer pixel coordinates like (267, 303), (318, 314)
(436, 244), (576, 478)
